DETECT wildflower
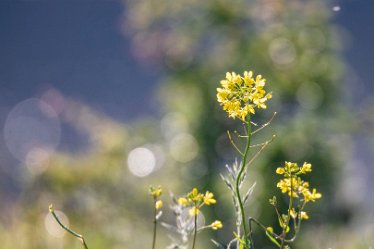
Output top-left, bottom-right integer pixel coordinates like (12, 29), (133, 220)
(276, 161), (321, 201)
(150, 186), (162, 198)
(284, 161), (299, 175)
(217, 71), (272, 121)
(299, 211), (309, 220)
(276, 167), (285, 174)
(303, 188), (322, 202)
(189, 206), (200, 216)
(203, 191), (216, 205)
(300, 162), (312, 174)
(178, 197), (188, 206)
(188, 188), (204, 203)
(290, 208), (297, 219)
(155, 200), (163, 210)
(276, 177), (301, 197)
(210, 220), (223, 230)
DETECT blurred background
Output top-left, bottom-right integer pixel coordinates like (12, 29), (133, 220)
(0, 0), (373, 248)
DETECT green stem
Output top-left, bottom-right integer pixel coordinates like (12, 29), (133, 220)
(49, 205), (89, 249)
(235, 116), (251, 248)
(280, 174), (294, 249)
(192, 210), (198, 249)
(152, 201), (157, 249)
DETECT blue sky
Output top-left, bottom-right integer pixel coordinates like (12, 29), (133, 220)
(0, 0), (372, 120)
(0, 0), (159, 121)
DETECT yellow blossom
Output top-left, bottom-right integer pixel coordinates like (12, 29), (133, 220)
(290, 208), (297, 219)
(210, 220), (223, 230)
(217, 70), (272, 121)
(149, 186), (162, 198)
(178, 197), (188, 206)
(300, 162), (312, 174)
(303, 188), (322, 202)
(299, 211), (309, 220)
(276, 167), (285, 174)
(155, 200), (163, 210)
(203, 191), (216, 205)
(189, 206), (200, 216)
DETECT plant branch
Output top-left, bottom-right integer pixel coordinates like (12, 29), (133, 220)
(235, 117), (251, 249)
(227, 131), (244, 156)
(192, 210), (198, 249)
(251, 112), (277, 136)
(152, 201), (158, 249)
(49, 204), (89, 249)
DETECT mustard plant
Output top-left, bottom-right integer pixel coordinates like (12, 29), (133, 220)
(217, 70), (273, 249)
(48, 69), (321, 249)
(149, 185), (163, 249)
(217, 70), (321, 249)
(162, 188), (223, 249)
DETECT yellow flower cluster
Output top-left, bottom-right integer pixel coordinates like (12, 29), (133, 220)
(178, 188), (223, 230)
(210, 220), (223, 230)
(217, 71), (272, 121)
(276, 162), (322, 203)
(290, 208), (309, 220)
(149, 186), (163, 210)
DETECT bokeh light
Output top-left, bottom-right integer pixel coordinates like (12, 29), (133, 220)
(25, 147), (51, 175)
(160, 112), (189, 139)
(3, 98), (60, 163)
(127, 147), (156, 177)
(332, 6), (341, 12)
(169, 133), (199, 163)
(268, 37), (296, 66)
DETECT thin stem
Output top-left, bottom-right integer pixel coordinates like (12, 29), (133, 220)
(280, 174), (294, 249)
(251, 112), (277, 136)
(235, 117), (251, 249)
(227, 131), (244, 155)
(245, 135), (276, 168)
(192, 210), (198, 249)
(249, 217), (280, 238)
(152, 201), (157, 249)
(49, 205), (89, 249)
(248, 218), (255, 249)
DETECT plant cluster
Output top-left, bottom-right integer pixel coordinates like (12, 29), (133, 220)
(49, 70), (321, 249)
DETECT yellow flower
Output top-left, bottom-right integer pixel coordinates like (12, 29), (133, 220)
(188, 188), (204, 203)
(149, 186), (162, 198)
(203, 191), (216, 205)
(217, 70), (272, 121)
(189, 206), (200, 216)
(276, 177), (300, 197)
(299, 211), (309, 220)
(290, 208), (297, 219)
(303, 188), (322, 202)
(276, 167), (285, 174)
(178, 197), (188, 206)
(155, 200), (163, 210)
(284, 161), (299, 174)
(300, 162), (312, 174)
(210, 220), (223, 230)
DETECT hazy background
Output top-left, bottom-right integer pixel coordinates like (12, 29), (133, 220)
(0, 0), (373, 248)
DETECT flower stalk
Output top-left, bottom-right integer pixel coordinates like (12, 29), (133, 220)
(235, 116), (251, 248)
(149, 186), (163, 249)
(48, 204), (89, 249)
(191, 205), (198, 249)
